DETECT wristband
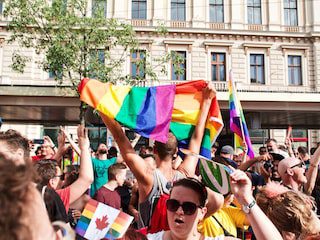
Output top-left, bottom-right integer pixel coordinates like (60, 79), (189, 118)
(242, 199), (256, 214)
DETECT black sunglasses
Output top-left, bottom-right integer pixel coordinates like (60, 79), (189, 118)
(290, 162), (305, 169)
(166, 199), (202, 215)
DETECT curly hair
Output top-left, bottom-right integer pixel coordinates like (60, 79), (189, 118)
(0, 157), (34, 240)
(257, 183), (315, 235)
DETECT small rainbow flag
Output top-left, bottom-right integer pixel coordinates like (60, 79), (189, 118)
(228, 72), (254, 159)
(79, 79), (223, 159)
(75, 199), (133, 240)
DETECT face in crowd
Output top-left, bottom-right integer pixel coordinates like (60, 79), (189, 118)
(97, 143), (108, 155)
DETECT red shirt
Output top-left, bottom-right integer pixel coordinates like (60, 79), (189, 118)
(56, 186), (71, 212)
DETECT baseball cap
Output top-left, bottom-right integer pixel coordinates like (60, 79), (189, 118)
(220, 145), (234, 155)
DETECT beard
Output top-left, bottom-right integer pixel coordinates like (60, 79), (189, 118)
(98, 149), (107, 154)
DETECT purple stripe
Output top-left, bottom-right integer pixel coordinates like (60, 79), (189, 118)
(149, 85), (176, 143)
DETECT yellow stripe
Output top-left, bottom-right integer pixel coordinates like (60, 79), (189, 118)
(82, 209), (94, 219)
(110, 222), (123, 232)
(96, 85), (131, 118)
(172, 109), (200, 125)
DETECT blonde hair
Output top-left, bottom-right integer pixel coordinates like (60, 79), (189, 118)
(256, 182), (315, 235)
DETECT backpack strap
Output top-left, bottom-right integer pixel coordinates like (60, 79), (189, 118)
(212, 215), (235, 237)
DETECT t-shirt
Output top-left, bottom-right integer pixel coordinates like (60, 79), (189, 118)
(93, 186), (121, 209)
(56, 186), (71, 212)
(90, 157), (117, 197)
(147, 231), (224, 240)
(199, 206), (248, 238)
(43, 187), (68, 223)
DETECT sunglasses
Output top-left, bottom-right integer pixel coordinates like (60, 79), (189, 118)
(290, 162), (305, 169)
(166, 199), (202, 215)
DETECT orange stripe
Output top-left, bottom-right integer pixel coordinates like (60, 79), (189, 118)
(79, 79), (109, 108)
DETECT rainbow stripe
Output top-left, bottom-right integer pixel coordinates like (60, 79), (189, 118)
(228, 73), (254, 159)
(170, 80), (223, 158)
(79, 79), (223, 158)
(105, 211), (134, 238)
(75, 199), (99, 237)
(79, 78), (176, 143)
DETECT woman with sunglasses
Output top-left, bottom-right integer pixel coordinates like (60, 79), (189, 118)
(147, 177), (222, 240)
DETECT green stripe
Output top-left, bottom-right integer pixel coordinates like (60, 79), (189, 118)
(79, 216), (91, 225)
(115, 87), (148, 129)
(199, 163), (218, 193)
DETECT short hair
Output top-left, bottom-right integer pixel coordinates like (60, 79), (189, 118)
(259, 146), (267, 153)
(172, 177), (208, 207)
(266, 138), (277, 144)
(0, 156), (34, 239)
(108, 163), (127, 181)
(154, 132), (177, 159)
(34, 160), (58, 188)
(297, 146), (308, 156)
(0, 129), (30, 161)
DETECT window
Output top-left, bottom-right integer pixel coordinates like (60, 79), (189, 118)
(49, 69), (62, 79)
(171, 51), (186, 80)
(88, 49), (105, 78)
(209, 0), (223, 23)
(284, 0), (297, 26)
(131, 50), (146, 79)
(288, 55), (302, 85)
(248, 0), (261, 24)
(92, 0), (107, 18)
(171, 0), (185, 21)
(211, 53), (225, 81)
(0, 1), (4, 14)
(250, 54), (265, 84)
(132, 0), (147, 19)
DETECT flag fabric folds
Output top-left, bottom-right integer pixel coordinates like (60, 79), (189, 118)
(228, 73), (255, 159)
(75, 199), (133, 240)
(79, 79), (223, 157)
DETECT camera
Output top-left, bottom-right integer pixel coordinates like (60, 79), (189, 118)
(33, 139), (44, 144)
(263, 160), (273, 171)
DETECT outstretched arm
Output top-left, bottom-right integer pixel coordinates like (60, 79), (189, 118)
(230, 170), (283, 240)
(305, 145), (320, 195)
(100, 114), (153, 200)
(204, 188), (224, 218)
(178, 82), (216, 177)
(69, 125), (94, 204)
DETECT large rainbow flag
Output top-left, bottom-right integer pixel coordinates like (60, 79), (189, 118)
(79, 79), (223, 158)
(228, 73), (254, 159)
(75, 199), (133, 240)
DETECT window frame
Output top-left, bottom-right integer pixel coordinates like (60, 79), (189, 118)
(132, 0), (147, 19)
(209, 0), (224, 23)
(247, 0), (262, 24)
(171, 0), (186, 21)
(250, 53), (265, 84)
(92, 0), (108, 18)
(284, 0), (298, 26)
(130, 50), (146, 79)
(287, 55), (302, 86)
(211, 52), (226, 81)
(171, 50), (187, 81)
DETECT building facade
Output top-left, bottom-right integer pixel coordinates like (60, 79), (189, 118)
(0, 0), (319, 151)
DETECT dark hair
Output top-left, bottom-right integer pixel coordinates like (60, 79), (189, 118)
(141, 154), (155, 160)
(172, 178), (208, 207)
(0, 129), (31, 162)
(0, 157), (34, 239)
(259, 146), (267, 153)
(154, 132), (177, 159)
(108, 163), (127, 181)
(123, 228), (148, 240)
(297, 146), (308, 156)
(266, 138), (277, 144)
(34, 160), (58, 188)
(108, 146), (118, 159)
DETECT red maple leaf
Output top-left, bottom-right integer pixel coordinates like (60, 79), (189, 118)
(95, 215), (109, 231)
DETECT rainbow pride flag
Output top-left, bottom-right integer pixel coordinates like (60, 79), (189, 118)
(79, 78), (176, 143)
(228, 73), (254, 159)
(75, 199), (133, 240)
(79, 79), (223, 158)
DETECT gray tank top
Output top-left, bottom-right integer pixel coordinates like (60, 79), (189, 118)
(138, 169), (184, 229)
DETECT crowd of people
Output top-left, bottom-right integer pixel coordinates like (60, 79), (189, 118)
(1, 84), (320, 240)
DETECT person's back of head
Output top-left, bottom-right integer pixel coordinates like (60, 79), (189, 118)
(108, 163), (127, 182)
(257, 182), (315, 236)
(34, 160), (59, 189)
(0, 129), (31, 164)
(154, 132), (177, 160)
(297, 146), (308, 158)
(107, 146), (118, 159)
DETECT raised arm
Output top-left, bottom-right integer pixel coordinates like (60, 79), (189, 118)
(60, 126), (81, 156)
(100, 114), (153, 199)
(230, 169), (283, 240)
(204, 187), (224, 218)
(178, 82), (216, 177)
(69, 125), (94, 204)
(239, 154), (268, 171)
(305, 145), (320, 195)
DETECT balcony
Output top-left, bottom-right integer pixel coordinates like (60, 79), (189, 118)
(131, 19), (149, 27)
(170, 21), (187, 28)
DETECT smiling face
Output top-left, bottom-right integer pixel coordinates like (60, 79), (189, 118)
(167, 185), (207, 239)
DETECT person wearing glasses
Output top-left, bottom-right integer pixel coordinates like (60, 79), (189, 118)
(147, 173), (283, 240)
(278, 147), (320, 195)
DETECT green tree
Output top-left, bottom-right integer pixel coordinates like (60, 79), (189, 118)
(4, 0), (185, 122)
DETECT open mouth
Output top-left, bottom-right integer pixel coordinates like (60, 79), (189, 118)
(174, 219), (184, 224)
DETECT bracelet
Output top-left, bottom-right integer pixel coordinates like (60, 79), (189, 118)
(242, 199), (256, 214)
